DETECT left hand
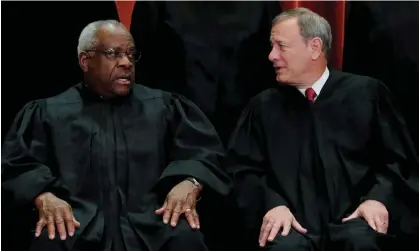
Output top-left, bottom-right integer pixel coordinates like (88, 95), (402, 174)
(342, 200), (389, 233)
(155, 180), (201, 229)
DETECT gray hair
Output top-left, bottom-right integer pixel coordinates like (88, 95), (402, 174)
(77, 20), (128, 58)
(272, 7), (332, 56)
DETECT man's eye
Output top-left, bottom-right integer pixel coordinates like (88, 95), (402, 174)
(107, 51), (118, 57)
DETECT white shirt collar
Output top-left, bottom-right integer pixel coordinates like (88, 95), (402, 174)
(297, 67), (329, 99)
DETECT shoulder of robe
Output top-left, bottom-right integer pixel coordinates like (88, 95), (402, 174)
(43, 84), (83, 106)
(249, 88), (280, 107)
(16, 84), (81, 116)
(330, 70), (385, 95)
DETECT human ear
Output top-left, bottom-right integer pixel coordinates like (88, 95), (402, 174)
(310, 37), (323, 60)
(79, 52), (90, 72)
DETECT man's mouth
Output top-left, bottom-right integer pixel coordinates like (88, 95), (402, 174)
(274, 66), (285, 72)
(115, 76), (132, 85)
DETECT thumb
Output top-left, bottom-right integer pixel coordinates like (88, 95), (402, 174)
(155, 202), (167, 215)
(73, 218), (81, 228)
(292, 218), (307, 233)
(342, 210), (359, 223)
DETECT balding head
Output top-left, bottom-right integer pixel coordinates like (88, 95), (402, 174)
(77, 20), (132, 58)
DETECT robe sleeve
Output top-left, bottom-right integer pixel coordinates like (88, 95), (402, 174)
(364, 82), (419, 213)
(1, 101), (69, 208)
(158, 94), (231, 196)
(225, 105), (289, 213)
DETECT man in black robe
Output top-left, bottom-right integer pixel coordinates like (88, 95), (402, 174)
(343, 1), (419, 154)
(225, 8), (419, 251)
(1, 20), (230, 251)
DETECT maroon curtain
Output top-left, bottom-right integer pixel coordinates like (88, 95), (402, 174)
(280, 1), (346, 70)
(115, 0), (135, 29)
(115, 1), (346, 70)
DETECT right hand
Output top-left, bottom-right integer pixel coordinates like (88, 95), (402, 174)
(34, 192), (80, 240)
(259, 206), (307, 247)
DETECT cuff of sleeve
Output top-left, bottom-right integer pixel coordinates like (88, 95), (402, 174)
(160, 160), (230, 195)
(363, 185), (394, 211)
(265, 189), (288, 212)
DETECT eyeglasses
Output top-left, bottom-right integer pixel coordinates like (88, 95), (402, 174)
(85, 48), (142, 63)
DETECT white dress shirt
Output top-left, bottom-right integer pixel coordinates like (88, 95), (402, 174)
(297, 67), (330, 100)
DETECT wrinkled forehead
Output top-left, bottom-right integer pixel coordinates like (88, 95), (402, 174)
(97, 26), (135, 49)
(269, 32), (282, 43)
(270, 18), (300, 42)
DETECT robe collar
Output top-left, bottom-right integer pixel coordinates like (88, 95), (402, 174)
(78, 82), (133, 105)
(314, 68), (340, 103)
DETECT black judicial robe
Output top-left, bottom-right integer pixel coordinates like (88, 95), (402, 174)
(343, 1), (419, 154)
(1, 1), (119, 141)
(226, 70), (419, 243)
(1, 83), (231, 251)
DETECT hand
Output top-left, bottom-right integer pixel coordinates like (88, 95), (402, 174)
(342, 200), (389, 233)
(155, 180), (201, 229)
(259, 206), (307, 247)
(34, 192), (80, 240)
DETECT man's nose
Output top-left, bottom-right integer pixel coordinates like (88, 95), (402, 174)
(118, 54), (133, 68)
(268, 47), (278, 62)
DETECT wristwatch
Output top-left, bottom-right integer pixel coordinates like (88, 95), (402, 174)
(186, 177), (203, 190)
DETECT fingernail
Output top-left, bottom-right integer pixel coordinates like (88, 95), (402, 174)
(60, 235), (66, 240)
(49, 235), (54, 239)
(163, 220), (168, 224)
(69, 232), (74, 237)
(171, 222), (176, 226)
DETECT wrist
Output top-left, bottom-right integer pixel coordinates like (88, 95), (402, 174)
(185, 177), (203, 191)
(34, 192), (53, 207)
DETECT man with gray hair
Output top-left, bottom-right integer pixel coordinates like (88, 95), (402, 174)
(226, 7), (419, 251)
(2, 20), (231, 251)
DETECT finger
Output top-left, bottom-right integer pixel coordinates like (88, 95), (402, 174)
(54, 212), (67, 240)
(47, 214), (56, 239)
(155, 201), (167, 215)
(281, 219), (292, 236)
(185, 192), (198, 229)
(184, 208), (196, 229)
(342, 211), (358, 223)
(375, 215), (387, 234)
(193, 211), (200, 229)
(292, 218), (307, 233)
(259, 219), (273, 247)
(170, 201), (183, 227)
(259, 219), (268, 242)
(268, 222), (281, 241)
(73, 218), (81, 228)
(365, 215), (377, 231)
(259, 218), (269, 242)
(35, 218), (46, 237)
(62, 208), (75, 237)
(163, 196), (175, 224)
